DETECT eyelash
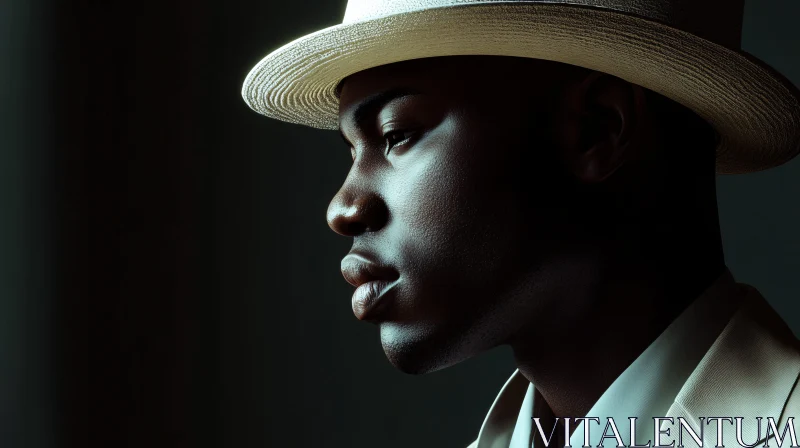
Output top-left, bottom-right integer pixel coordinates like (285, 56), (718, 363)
(384, 130), (413, 153)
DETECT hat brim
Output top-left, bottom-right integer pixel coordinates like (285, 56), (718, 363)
(242, 3), (800, 174)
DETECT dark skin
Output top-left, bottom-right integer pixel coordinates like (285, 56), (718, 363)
(328, 56), (725, 422)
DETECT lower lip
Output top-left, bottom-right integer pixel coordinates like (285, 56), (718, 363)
(352, 280), (395, 321)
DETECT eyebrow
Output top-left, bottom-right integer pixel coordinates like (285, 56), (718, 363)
(339, 87), (421, 144)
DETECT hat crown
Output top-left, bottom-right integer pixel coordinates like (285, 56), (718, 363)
(343, 0), (744, 48)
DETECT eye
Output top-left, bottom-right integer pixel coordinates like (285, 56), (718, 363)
(384, 129), (413, 153)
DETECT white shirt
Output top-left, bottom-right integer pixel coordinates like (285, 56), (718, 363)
(475, 269), (742, 448)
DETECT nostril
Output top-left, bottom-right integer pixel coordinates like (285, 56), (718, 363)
(345, 221), (368, 236)
(327, 207), (368, 237)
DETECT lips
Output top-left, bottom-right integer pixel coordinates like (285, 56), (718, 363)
(340, 252), (399, 321)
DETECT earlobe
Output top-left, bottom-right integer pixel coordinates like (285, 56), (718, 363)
(555, 72), (647, 184)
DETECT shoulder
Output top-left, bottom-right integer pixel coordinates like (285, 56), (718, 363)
(680, 283), (800, 417)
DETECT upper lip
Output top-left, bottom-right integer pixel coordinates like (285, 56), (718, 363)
(340, 252), (398, 287)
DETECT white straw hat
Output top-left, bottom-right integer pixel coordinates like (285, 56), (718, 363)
(241, 0), (800, 174)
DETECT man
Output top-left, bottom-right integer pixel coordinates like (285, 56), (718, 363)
(242, 1), (800, 447)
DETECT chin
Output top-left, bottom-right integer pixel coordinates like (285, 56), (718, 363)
(378, 321), (475, 375)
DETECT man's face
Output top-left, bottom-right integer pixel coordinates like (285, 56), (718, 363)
(330, 56), (597, 373)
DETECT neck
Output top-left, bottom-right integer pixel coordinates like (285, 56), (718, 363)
(508, 186), (725, 421)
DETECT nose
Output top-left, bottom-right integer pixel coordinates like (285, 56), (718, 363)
(326, 187), (389, 237)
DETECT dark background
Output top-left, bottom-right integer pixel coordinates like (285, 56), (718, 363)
(1, 1), (798, 447)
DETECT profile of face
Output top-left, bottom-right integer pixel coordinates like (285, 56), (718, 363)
(329, 56), (645, 374)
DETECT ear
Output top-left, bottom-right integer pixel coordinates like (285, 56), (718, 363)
(553, 72), (648, 183)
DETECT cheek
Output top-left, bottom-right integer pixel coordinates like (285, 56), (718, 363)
(383, 119), (533, 291)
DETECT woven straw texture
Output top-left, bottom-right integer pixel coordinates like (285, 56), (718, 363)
(242, 2), (800, 174)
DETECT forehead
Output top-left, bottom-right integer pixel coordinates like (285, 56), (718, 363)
(337, 58), (463, 118)
(337, 56), (579, 127)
